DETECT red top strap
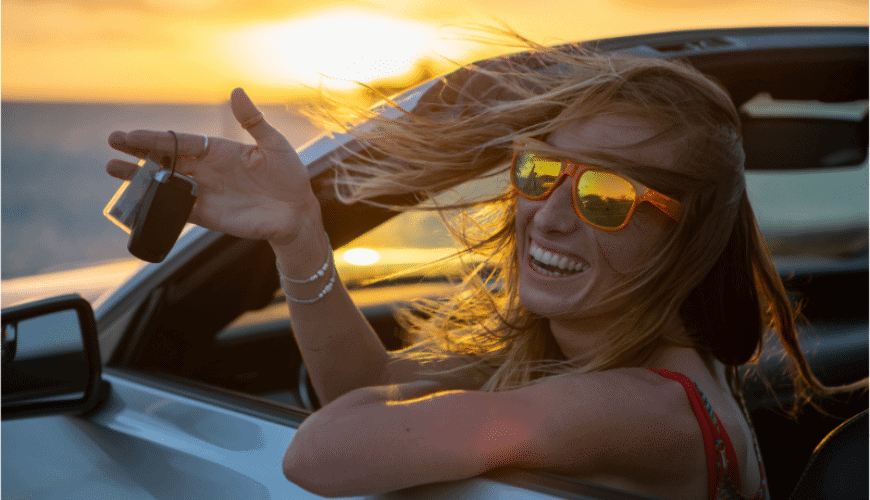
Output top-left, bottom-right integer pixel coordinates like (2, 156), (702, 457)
(648, 368), (767, 500)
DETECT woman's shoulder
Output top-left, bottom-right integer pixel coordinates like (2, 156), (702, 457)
(517, 368), (707, 497)
(521, 367), (703, 446)
(534, 366), (695, 405)
(536, 368), (703, 434)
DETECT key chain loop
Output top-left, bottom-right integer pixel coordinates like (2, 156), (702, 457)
(167, 130), (179, 175)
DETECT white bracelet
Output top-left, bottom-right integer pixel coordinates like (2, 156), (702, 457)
(277, 236), (336, 304)
(276, 235), (332, 283)
(280, 258), (336, 304)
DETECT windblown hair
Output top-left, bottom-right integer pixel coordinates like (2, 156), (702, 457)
(319, 31), (864, 412)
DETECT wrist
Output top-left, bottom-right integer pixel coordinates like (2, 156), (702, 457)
(268, 191), (324, 250)
(271, 216), (336, 303)
(267, 195), (324, 249)
(277, 233), (336, 304)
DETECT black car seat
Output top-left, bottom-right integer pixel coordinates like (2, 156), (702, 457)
(789, 409), (868, 500)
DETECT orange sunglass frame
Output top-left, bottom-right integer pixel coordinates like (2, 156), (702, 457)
(511, 138), (682, 231)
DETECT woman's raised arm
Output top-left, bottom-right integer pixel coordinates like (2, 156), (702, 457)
(106, 88), (406, 404)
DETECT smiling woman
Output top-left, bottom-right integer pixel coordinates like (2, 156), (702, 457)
(92, 24), (868, 500)
(225, 11), (454, 90)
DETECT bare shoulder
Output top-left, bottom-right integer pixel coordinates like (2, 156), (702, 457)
(514, 368), (705, 487)
(519, 368), (695, 422)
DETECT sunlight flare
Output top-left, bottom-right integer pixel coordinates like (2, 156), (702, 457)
(343, 248), (382, 266)
(226, 11), (450, 90)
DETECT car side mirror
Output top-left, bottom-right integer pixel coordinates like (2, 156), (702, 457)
(2, 294), (103, 420)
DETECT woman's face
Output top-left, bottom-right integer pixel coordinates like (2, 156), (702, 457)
(515, 114), (687, 322)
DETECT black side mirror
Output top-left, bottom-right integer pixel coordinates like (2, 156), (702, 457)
(2, 294), (103, 420)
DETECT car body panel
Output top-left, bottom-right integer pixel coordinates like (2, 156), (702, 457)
(4, 367), (649, 499)
(3, 368), (320, 499)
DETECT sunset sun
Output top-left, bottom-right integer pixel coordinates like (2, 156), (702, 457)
(226, 11), (452, 90)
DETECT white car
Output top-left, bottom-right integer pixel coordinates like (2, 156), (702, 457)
(3, 26), (867, 499)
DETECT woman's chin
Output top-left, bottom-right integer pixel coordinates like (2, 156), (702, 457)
(519, 287), (587, 320)
(517, 264), (598, 320)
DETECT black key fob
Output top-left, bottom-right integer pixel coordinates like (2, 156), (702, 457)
(128, 169), (198, 263)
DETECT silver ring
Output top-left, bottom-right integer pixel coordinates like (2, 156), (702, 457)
(200, 135), (210, 158)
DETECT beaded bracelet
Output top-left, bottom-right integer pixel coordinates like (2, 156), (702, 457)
(275, 234), (331, 283)
(279, 257), (336, 304)
(277, 257), (330, 284)
(277, 236), (336, 304)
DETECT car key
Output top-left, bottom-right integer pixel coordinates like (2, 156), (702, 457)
(105, 131), (199, 263)
(127, 168), (198, 263)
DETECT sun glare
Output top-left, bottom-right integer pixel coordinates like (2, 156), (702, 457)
(227, 11), (450, 90)
(343, 248), (381, 266)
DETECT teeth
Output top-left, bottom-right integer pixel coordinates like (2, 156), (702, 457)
(529, 241), (589, 276)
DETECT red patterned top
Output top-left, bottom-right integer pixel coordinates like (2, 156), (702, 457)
(648, 369), (770, 500)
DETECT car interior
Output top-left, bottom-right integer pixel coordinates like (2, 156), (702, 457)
(101, 27), (867, 498)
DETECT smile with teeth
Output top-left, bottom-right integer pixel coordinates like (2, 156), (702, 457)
(528, 241), (589, 277)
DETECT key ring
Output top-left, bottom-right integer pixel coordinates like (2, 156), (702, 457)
(167, 130), (179, 175)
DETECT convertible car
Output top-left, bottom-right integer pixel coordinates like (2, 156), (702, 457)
(3, 26), (867, 499)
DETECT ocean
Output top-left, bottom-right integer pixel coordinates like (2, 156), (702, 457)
(1, 100), (322, 279)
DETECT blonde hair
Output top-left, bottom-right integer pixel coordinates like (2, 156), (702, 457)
(320, 31), (866, 408)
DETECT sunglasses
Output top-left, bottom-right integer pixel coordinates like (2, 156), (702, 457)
(511, 138), (682, 231)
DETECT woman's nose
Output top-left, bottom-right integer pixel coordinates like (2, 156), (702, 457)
(533, 180), (582, 234)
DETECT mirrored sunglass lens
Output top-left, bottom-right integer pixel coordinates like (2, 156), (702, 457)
(513, 152), (563, 197)
(575, 171), (636, 228)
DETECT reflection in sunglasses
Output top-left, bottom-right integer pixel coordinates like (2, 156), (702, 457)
(512, 140), (681, 230)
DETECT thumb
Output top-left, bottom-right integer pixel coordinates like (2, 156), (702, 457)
(230, 87), (290, 150)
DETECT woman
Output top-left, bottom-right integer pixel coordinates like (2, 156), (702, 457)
(107, 36), (860, 499)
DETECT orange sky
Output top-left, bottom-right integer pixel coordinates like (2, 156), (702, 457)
(2, 0), (867, 103)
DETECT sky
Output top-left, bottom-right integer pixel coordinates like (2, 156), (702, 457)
(2, 0), (868, 103)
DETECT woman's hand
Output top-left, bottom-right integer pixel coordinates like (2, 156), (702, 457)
(106, 88), (321, 246)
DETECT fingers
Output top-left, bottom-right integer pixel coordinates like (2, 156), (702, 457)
(108, 131), (152, 159)
(108, 130), (210, 160)
(230, 88), (290, 151)
(107, 88), (288, 184)
(108, 88), (284, 164)
(106, 159), (140, 180)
